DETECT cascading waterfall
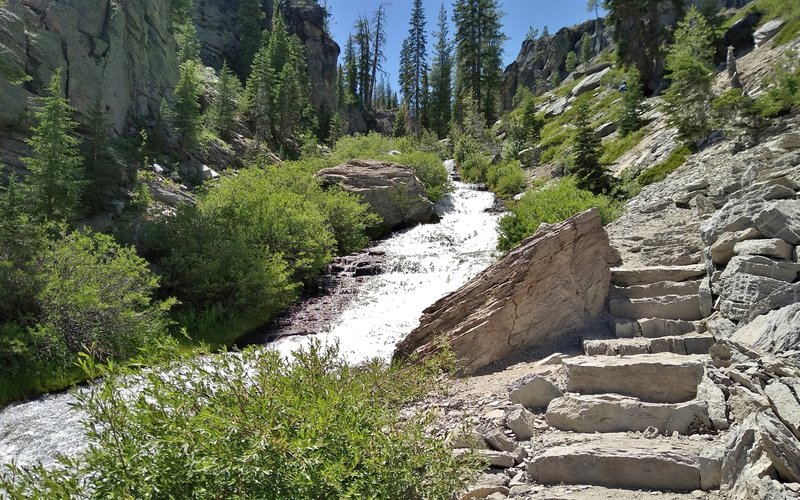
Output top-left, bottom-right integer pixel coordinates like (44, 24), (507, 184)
(0, 160), (501, 468)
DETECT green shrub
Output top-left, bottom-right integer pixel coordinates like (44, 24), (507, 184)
(712, 88), (757, 138)
(0, 343), (481, 498)
(460, 154), (491, 183)
(498, 178), (621, 251)
(636, 146), (692, 186)
(33, 230), (174, 363)
(754, 56), (800, 118)
(487, 160), (527, 198)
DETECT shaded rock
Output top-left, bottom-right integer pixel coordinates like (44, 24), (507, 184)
(698, 376), (730, 430)
(723, 12), (763, 53)
(394, 209), (615, 374)
(545, 394), (711, 435)
(544, 96), (570, 118)
(743, 282), (800, 322)
(732, 304), (800, 354)
(564, 354), (706, 403)
(717, 273), (787, 321)
(773, 132), (800, 150)
(316, 160), (433, 237)
(595, 121), (617, 138)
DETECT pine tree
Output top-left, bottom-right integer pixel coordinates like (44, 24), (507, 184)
(344, 35), (358, 104)
(580, 32), (592, 65)
(246, 39), (273, 147)
(23, 69), (84, 222)
(429, 2), (453, 138)
(83, 90), (120, 214)
(571, 100), (612, 194)
(177, 21), (201, 63)
(336, 64), (346, 109)
(663, 6), (715, 144)
(237, 0), (265, 77)
(453, 0), (505, 125)
(619, 67), (645, 135)
(393, 105), (408, 137)
(566, 51), (578, 73)
(174, 60), (202, 149)
(369, 3), (389, 110)
(402, 0), (428, 139)
(354, 17), (371, 105)
(210, 62), (241, 138)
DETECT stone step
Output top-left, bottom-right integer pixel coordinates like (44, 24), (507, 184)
(546, 394), (711, 434)
(564, 354), (707, 403)
(609, 317), (706, 339)
(611, 280), (701, 300)
(528, 434), (720, 492)
(611, 265), (707, 287)
(609, 295), (704, 321)
(583, 334), (715, 356)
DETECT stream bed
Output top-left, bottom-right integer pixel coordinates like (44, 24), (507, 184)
(0, 160), (501, 468)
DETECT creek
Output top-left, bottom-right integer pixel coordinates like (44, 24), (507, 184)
(0, 160), (501, 468)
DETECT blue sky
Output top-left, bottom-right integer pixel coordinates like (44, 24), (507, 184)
(325, 0), (605, 92)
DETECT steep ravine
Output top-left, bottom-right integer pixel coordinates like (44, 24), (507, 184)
(0, 160), (502, 468)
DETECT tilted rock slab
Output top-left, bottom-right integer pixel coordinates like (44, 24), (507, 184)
(393, 209), (615, 374)
(316, 160), (433, 237)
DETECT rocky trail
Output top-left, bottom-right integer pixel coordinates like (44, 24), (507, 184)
(397, 121), (800, 499)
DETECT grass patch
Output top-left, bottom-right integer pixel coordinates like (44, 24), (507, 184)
(601, 127), (649, 165)
(636, 145), (692, 186)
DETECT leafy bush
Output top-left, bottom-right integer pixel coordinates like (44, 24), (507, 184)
(0, 343), (481, 498)
(712, 88), (757, 139)
(33, 231), (174, 363)
(460, 154), (491, 183)
(498, 178), (621, 251)
(487, 160), (527, 198)
(146, 165), (377, 327)
(636, 146), (692, 186)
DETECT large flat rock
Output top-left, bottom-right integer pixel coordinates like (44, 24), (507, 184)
(317, 160), (434, 236)
(528, 435), (711, 491)
(546, 394), (711, 434)
(611, 265), (706, 287)
(610, 295), (704, 321)
(394, 209), (615, 374)
(564, 354), (706, 403)
(584, 334), (715, 356)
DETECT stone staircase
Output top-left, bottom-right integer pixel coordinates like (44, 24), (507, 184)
(526, 265), (723, 492)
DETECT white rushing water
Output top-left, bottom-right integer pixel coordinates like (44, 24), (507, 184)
(0, 160), (501, 468)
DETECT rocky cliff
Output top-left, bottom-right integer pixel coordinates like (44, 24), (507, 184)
(191, 0), (339, 116)
(0, 0), (179, 169)
(500, 19), (610, 111)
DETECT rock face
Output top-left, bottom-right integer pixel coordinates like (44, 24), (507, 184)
(192, 0), (339, 116)
(500, 19), (610, 110)
(394, 209), (616, 373)
(0, 0), (179, 168)
(316, 160), (433, 236)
